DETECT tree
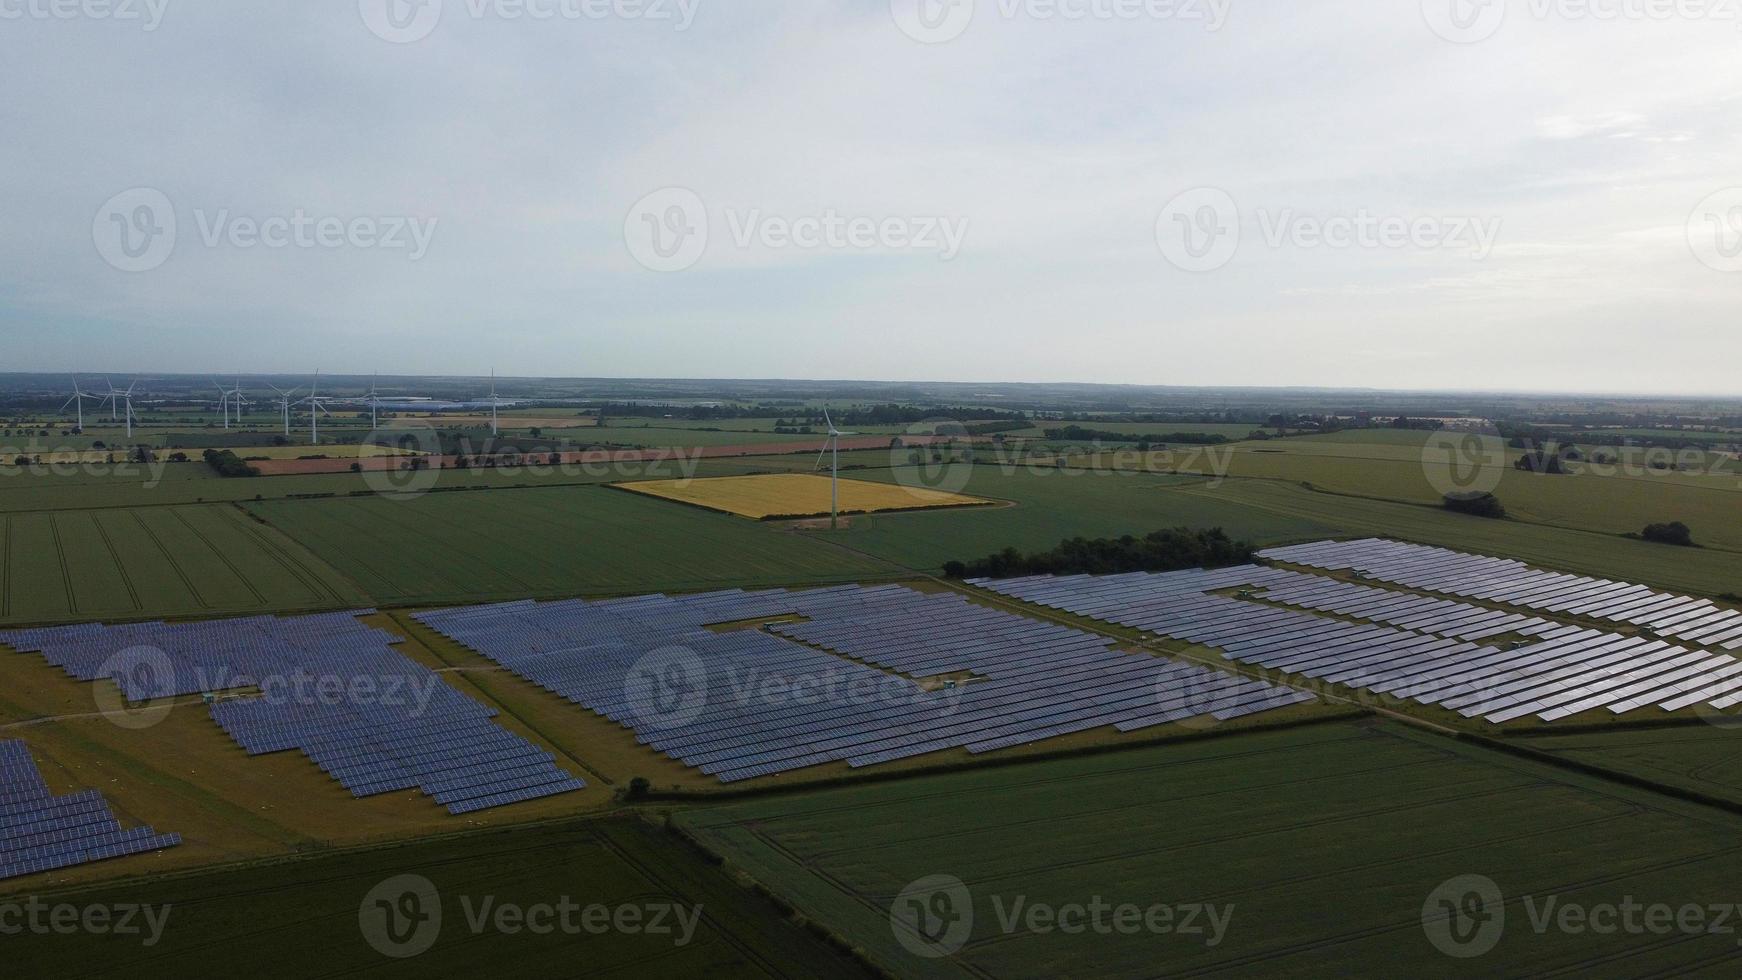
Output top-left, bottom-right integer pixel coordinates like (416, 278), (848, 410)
(1443, 491), (1506, 519)
(1641, 522), (1695, 547)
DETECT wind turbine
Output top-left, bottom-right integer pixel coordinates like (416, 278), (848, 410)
(488, 369), (501, 436)
(227, 378), (250, 427)
(116, 381), (139, 439)
(60, 378), (100, 431)
(368, 375), (382, 429)
(267, 383), (302, 437)
(298, 372), (333, 445)
(212, 379), (233, 429)
(102, 378), (122, 421)
(813, 408), (858, 530)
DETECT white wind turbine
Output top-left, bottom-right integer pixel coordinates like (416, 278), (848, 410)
(102, 378), (122, 422)
(487, 369), (502, 436)
(212, 379), (232, 429)
(267, 383), (302, 437)
(298, 372), (333, 445)
(61, 378), (101, 431)
(368, 375), (382, 429)
(116, 381), (139, 439)
(226, 378), (250, 427)
(813, 408), (858, 530)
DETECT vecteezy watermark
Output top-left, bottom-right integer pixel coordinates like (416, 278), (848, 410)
(1421, 430), (1508, 498)
(93, 645), (177, 730)
(623, 187), (969, 272)
(93, 188), (438, 273)
(0, 0), (170, 30)
(359, 874), (702, 959)
(1424, 874), (1742, 958)
(890, 0), (1231, 44)
(1689, 188), (1742, 274)
(1422, 0), (1742, 43)
(359, 0), (701, 43)
(621, 645), (964, 731)
(890, 875), (1233, 959)
(1156, 189), (1504, 272)
(0, 899), (173, 947)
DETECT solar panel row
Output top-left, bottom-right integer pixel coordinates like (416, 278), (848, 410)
(975, 557), (1742, 724)
(1261, 539), (1742, 648)
(3, 614), (585, 815)
(0, 738), (180, 881)
(415, 585), (1313, 783)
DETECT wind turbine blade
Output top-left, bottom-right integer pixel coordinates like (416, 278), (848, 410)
(822, 407), (833, 431)
(814, 445), (830, 472)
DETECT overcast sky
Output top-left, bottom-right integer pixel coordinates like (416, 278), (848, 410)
(1, 1), (1738, 393)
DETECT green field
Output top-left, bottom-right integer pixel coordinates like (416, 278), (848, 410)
(1523, 724), (1742, 808)
(1167, 478), (1742, 596)
(819, 466), (1340, 570)
(9, 816), (878, 979)
(679, 720), (1742, 978)
(0, 504), (366, 624)
(244, 484), (896, 603)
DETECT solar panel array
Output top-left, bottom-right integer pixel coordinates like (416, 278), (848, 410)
(1262, 539), (1742, 649)
(415, 585), (1313, 783)
(1, 614), (584, 815)
(0, 739), (180, 881)
(975, 560), (1742, 724)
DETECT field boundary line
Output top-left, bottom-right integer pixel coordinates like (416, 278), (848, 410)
(220, 503), (352, 606)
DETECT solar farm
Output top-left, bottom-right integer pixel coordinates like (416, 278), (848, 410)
(415, 585), (1314, 782)
(5, 384), (1742, 978)
(976, 541), (1742, 725)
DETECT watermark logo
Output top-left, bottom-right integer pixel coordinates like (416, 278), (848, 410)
(1689, 188), (1742, 274)
(1156, 187), (1240, 273)
(1421, 431), (1507, 497)
(1423, 874), (1506, 958)
(624, 188), (969, 271)
(891, 874), (975, 957)
(359, 875), (703, 957)
(1422, 0), (1507, 43)
(360, 874), (443, 959)
(1164, 668), (1230, 731)
(361, 427), (445, 501)
(360, 0), (443, 42)
(94, 188), (177, 273)
(0, 0), (170, 29)
(93, 645), (177, 730)
(624, 646), (708, 729)
(0, 899), (172, 947)
(891, 0), (975, 43)
(892, 419), (978, 498)
(625, 187), (709, 273)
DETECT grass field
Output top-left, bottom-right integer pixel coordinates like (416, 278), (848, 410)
(679, 719), (1742, 978)
(245, 485), (897, 604)
(1164, 478), (1742, 596)
(8, 816), (879, 978)
(0, 504), (367, 624)
(815, 466), (1340, 570)
(617, 473), (994, 520)
(1523, 724), (1742, 808)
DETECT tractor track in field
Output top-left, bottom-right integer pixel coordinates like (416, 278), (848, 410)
(172, 508), (267, 606)
(130, 508), (211, 609)
(46, 512), (77, 616)
(89, 511), (142, 611)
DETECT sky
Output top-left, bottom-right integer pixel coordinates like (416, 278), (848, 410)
(1, 0), (1739, 394)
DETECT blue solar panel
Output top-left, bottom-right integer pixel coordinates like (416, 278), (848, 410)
(0, 739), (180, 881)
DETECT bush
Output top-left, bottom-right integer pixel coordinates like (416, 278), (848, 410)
(202, 449), (260, 478)
(942, 527), (1253, 580)
(1641, 521), (1695, 547)
(1443, 492), (1505, 519)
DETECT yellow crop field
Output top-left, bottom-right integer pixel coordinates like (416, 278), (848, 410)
(615, 473), (994, 519)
